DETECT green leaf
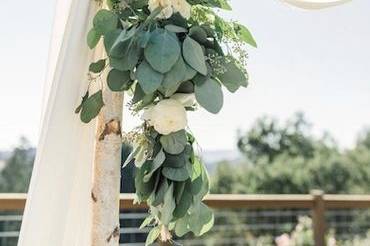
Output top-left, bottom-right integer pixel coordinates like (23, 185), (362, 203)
(143, 149), (165, 182)
(104, 29), (121, 53)
(160, 56), (187, 96)
(189, 26), (208, 44)
(165, 24), (188, 33)
(173, 182), (193, 218)
(87, 28), (101, 49)
(93, 9), (118, 35)
(80, 90), (104, 123)
(162, 166), (190, 182)
(217, 59), (248, 92)
(89, 59), (106, 73)
(75, 91), (89, 114)
(234, 23), (257, 48)
(144, 29), (181, 73)
(195, 78), (223, 114)
(138, 30), (152, 48)
(145, 226), (160, 246)
(107, 69), (132, 91)
(135, 162), (157, 203)
(135, 61), (164, 94)
(109, 28), (136, 57)
(193, 164), (210, 203)
(139, 215), (154, 229)
(190, 158), (203, 195)
(175, 215), (190, 237)
(160, 130), (187, 155)
(177, 81), (194, 94)
(151, 178), (169, 206)
(161, 183), (176, 225)
(183, 64), (197, 81)
(183, 36), (207, 75)
(188, 202), (214, 236)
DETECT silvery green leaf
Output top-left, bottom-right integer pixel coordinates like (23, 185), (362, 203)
(160, 183), (176, 225)
(195, 78), (223, 114)
(183, 36), (207, 75)
(160, 130), (187, 155)
(143, 149), (165, 182)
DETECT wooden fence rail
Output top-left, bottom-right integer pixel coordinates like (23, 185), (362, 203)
(1, 190), (370, 246)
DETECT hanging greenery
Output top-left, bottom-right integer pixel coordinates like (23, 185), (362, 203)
(76, 0), (255, 244)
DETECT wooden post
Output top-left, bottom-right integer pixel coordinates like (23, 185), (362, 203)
(311, 190), (326, 246)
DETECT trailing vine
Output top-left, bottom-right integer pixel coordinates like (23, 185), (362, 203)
(76, 0), (256, 244)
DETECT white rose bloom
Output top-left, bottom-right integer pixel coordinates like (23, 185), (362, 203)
(170, 93), (196, 107)
(148, 0), (191, 19)
(142, 99), (188, 135)
(171, 0), (191, 19)
(148, 0), (173, 19)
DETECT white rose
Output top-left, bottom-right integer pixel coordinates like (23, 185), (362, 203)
(142, 99), (188, 135)
(170, 93), (196, 107)
(148, 0), (191, 19)
(172, 0), (191, 19)
(148, 0), (173, 19)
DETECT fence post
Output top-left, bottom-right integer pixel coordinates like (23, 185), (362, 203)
(311, 190), (326, 246)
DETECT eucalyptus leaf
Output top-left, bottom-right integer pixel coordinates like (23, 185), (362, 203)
(183, 36), (207, 75)
(93, 9), (118, 35)
(217, 59), (248, 92)
(135, 61), (164, 94)
(162, 166), (190, 182)
(143, 149), (165, 182)
(80, 90), (104, 123)
(145, 226), (160, 246)
(175, 215), (190, 237)
(173, 182), (193, 218)
(139, 215), (154, 229)
(89, 59), (106, 73)
(161, 56), (187, 96)
(161, 183), (176, 225)
(188, 202), (214, 236)
(183, 64), (197, 81)
(87, 28), (101, 49)
(195, 78), (223, 114)
(165, 24), (188, 33)
(135, 162), (157, 202)
(160, 130), (187, 155)
(107, 69), (132, 91)
(151, 178), (169, 206)
(234, 23), (257, 48)
(144, 29), (181, 73)
(189, 26), (208, 44)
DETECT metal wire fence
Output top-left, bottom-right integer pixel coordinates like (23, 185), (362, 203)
(0, 208), (370, 246)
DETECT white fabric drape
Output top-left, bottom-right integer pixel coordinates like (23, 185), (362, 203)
(281, 0), (352, 9)
(18, 0), (101, 245)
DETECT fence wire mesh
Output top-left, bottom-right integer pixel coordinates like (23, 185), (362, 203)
(1, 208), (370, 246)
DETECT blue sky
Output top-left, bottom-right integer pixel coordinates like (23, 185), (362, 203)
(0, 0), (369, 151)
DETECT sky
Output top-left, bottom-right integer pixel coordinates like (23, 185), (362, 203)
(0, 0), (369, 151)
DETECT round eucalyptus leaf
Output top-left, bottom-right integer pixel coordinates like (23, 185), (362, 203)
(87, 28), (101, 49)
(217, 59), (248, 92)
(104, 29), (121, 53)
(195, 78), (224, 114)
(93, 9), (118, 35)
(109, 41), (141, 71)
(160, 130), (187, 155)
(107, 69), (132, 91)
(189, 26), (208, 44)
(80, 90), (104, 123)
(145, 227), (160, 246)
(183, 36), (207, 75)
(162, 166), (190, 182)
(165, 24), (188, 33)
(135, 61), (164, 94)
(176, 81), (194, 94)
(173, 182), (193, 219)
(144, 29), (181, 73)
(89, 59), (106, 73)
(161, 56), (187, 96)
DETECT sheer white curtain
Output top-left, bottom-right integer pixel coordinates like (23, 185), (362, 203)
(18, 0), (101, 245)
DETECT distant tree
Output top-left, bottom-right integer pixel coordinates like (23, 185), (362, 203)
(237, 112), (316, 163)
(0, 138), (34, 193)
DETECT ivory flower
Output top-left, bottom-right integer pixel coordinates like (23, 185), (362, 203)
(170, 93), (196, 107)
(172, 0), (192, 19)
(142, 99), (188, 135)
(148, 0), (191, 19)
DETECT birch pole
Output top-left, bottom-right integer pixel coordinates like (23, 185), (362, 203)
(91, 81), (123, 245)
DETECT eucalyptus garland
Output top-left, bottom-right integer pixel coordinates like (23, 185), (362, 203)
(76, 0), (255, 244)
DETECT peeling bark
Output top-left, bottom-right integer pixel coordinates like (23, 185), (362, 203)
(91, 81), (123, 245)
